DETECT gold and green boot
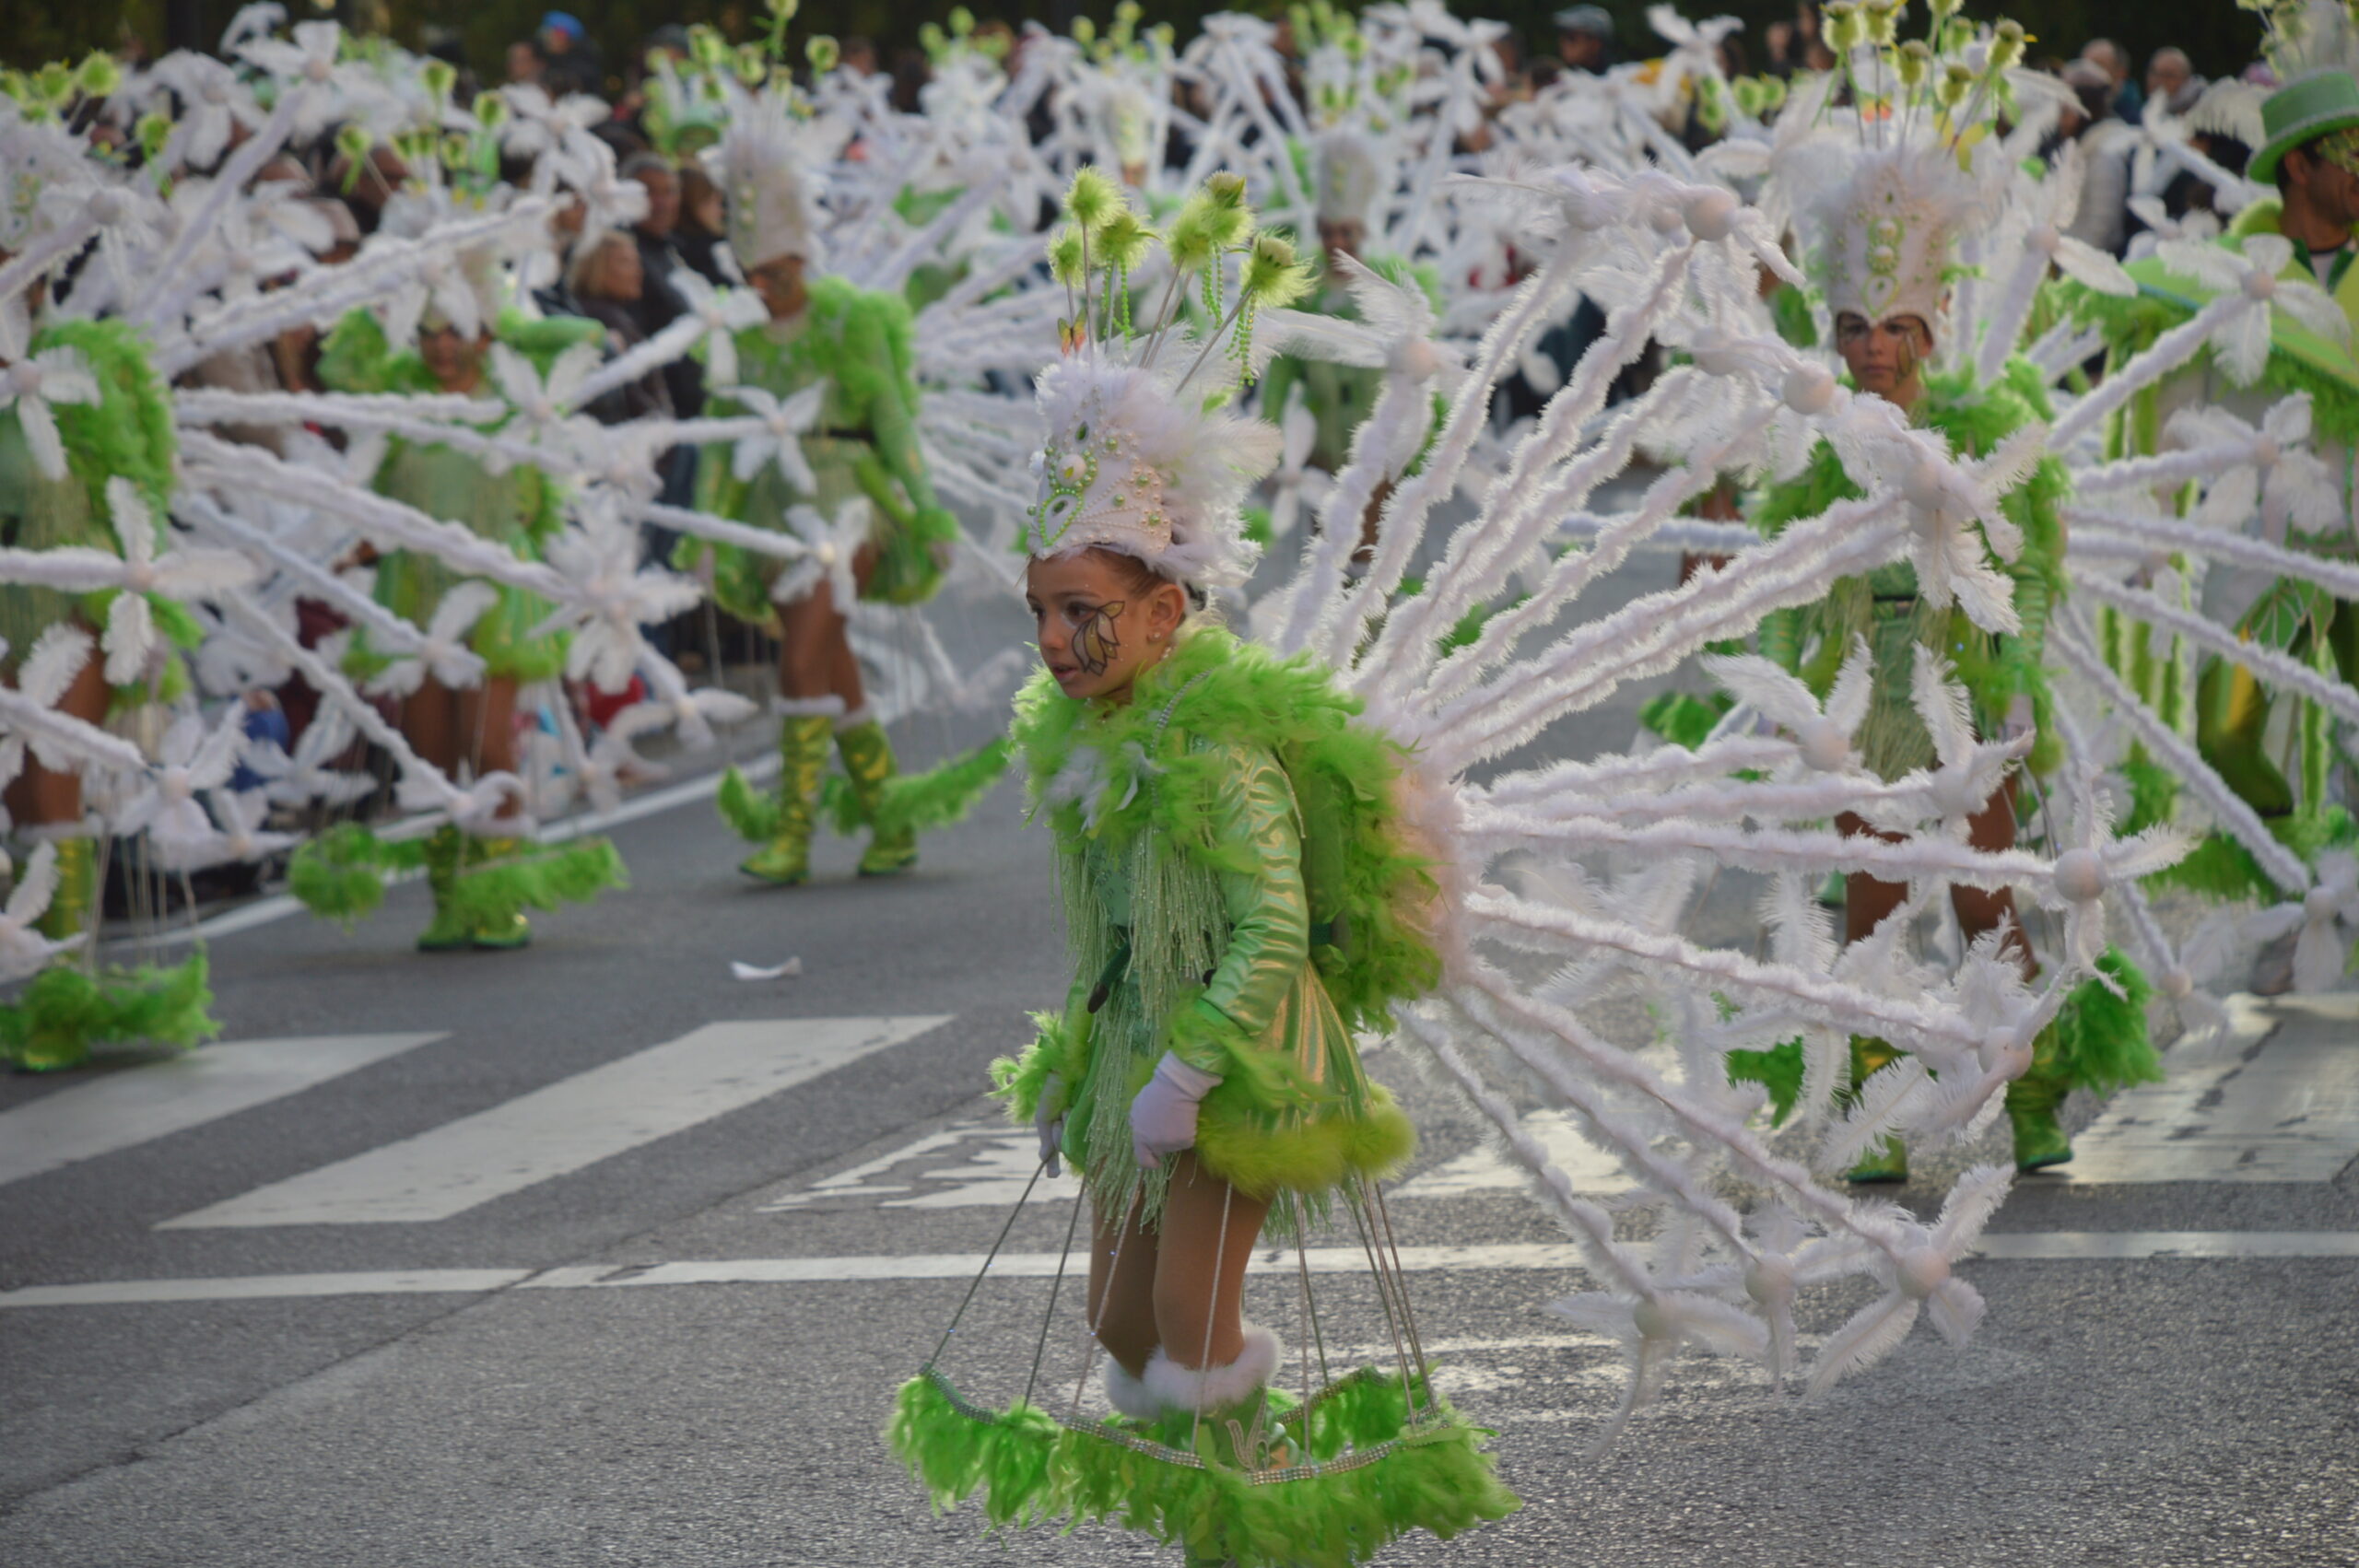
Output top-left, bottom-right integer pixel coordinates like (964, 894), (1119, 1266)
(415, 825), (474, 953)
(2006, 1027), (2073, 1173)
(1842, 1036), (1909, 1184)
(835, 715), (918, 878)
(741, 714), (832, 884)
(463, 837), (533, 950)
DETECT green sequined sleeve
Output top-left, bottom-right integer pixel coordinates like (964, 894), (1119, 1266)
(1168, 743), (1312, 1082)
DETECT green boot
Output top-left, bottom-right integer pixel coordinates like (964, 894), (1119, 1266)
(741, 714), (832, 884)
(1842, 1036), (1909, 1184)
(835, 717), (918, 877)
(2007, 1027), (2073, 1172)
(415, 825), (474, 952)
(462, 837), (533, 950)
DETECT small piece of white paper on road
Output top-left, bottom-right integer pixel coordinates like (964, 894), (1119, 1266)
(731, 958), (803, 980)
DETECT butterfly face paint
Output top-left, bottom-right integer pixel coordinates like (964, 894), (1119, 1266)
(1071, 601), (1126, 678)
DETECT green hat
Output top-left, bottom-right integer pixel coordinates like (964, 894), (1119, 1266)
(2248, 69), (2359, 184)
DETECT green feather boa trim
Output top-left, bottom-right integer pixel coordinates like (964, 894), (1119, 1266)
(288, 824), (433, 924)
(317, 307), (607, 396)
(735, 733), (1015, 846)
(716, 765), (782, 845)
(1752, 360), (2067, 777)
(1726, 954), (2163, 1113)
(289, 825), (624, 926)
(2049, 949), (2162, 1096)
(1, 952), (218, 1071)
(2055, 269), (2359, 449)
(822, 733), (1015, 838)
(1012, 627), (1441, 1036)
(888, 1366), (1517, 1566)
(990, 1011), (1086, 1122)
(445, 837), (627, 926)
(36, 317), (177, 524)
(1196, 1079), (1416, 1201)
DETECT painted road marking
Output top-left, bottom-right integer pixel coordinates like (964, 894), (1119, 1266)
(2068, 994), (2359, 1184)
(762, 1108), (1625, 1212)
(1391, 1108), (1631, 1199)
(0, 1270), (534, 1307)
(759, 1118), (1083, 1211)
(9, 1232), (2355, 1308)
(156, 1016), (949, 1228)
(0, 1034), (447, 1188)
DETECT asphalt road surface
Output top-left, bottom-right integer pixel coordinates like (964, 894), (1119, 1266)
(4, 564), (2356, 1567)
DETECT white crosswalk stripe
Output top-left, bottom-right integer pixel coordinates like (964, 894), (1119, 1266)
(8, 1231), (2359, 1309)
(158, 1015), (950, 1228)
(0, 1034), (447, 1188)
(2067, 994), (2359, 1185)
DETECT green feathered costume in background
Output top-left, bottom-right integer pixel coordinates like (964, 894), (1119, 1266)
(316, 308), (597, 684)
(1752, 357), (2069, 781)
(287, 308), (626, 946)
(2054, 205), (2359, 900)
(890, 626), (1517, 1566)
(2, 319), (217, 1070)
(687, 276), (959, 620)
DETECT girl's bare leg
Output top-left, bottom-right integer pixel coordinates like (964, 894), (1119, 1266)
(1952, 778), (2036, 980)
(1152, 1153), (1273, 1371)
(1087, 1197), (1161, 1379)
(778, 579), (866, 710)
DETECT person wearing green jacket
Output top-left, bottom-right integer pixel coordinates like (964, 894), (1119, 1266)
(694, 105), (959, 886)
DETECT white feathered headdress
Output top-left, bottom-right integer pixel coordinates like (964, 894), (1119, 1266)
(707, 86), (837, 270)
(1022, 170), (1307, 587)
(1767, 12), (2053, 344)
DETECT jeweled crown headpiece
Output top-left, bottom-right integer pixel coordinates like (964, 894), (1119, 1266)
(1770, 2), (2039, 339)
(1024, 169), (1305, 587)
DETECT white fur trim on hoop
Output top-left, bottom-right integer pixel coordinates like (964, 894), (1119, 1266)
(1140, 1323), (1282, 1413)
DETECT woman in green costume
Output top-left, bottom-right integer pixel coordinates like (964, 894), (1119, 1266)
(1, 316), (219, 1069)
(291, 292), (623, 952)
(693, 109), (960, 886)
(1745, 135), (2154, 1179)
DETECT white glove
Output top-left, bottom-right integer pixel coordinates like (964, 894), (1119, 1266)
(1130, 1052), (1223, 1169)
(1036, 1072), (1064, 1178)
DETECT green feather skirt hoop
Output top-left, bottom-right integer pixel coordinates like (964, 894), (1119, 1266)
(889, 1362), (1518, 1567)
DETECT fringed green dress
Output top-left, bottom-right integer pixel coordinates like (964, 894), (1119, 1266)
(993, 626), (1425, 1228)
(889, 626), (1518, 1567)
(1753, 358), (2069, 783)
(318, 310), (592, 683)
(687, 276), (959, 620)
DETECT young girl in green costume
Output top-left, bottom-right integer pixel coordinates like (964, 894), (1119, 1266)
(694, 104), (960, 885)
(288, 291), (623, 951)
(890, 172), (1514, 1568)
